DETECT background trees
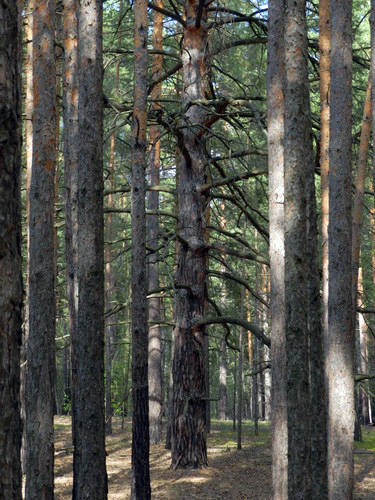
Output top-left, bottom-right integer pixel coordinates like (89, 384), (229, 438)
(9, 0), (375, 497)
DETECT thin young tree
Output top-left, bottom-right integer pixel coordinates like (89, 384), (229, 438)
(131, 0), (151, 496)
(26, 0), (56, 497)
(69, 0), (108, 496)
(171, 0), (210, 469)
(0, 1), (23, 497)
(148, 0), (164, 446)
(326, 0), (354, 497)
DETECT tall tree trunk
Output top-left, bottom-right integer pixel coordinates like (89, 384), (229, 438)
(131, 0), (151, 496)
(326, 0), (354, 498)
(171, 0), (209, 469)
(70, 0), (108, 496)
(148, 0), (163, 446)
(0, 1), (23, 497)
(26, 0), (56, 497)
(283, 3), (313, 496)
(267, 1), (287, 497)
(62, 0), (78, 449)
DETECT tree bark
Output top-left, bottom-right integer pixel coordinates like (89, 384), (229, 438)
(131, 0), (151, 497)
(171, 0), (209, 469)
(283, 3), (312, 497)
(267, 1), (287, 497)
(26, 0), (56, 497)
(326, 1), (354, 498)
(148, 0), (164, 446)
(0, 1), (23, 497)
(69, 0), (108, 496)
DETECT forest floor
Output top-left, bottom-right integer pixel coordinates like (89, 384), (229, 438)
(52, 416), (375, 499)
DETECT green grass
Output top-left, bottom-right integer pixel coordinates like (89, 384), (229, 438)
(354, 427), (375, 451)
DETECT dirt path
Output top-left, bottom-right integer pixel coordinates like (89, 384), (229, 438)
(52, 417), (375, 499)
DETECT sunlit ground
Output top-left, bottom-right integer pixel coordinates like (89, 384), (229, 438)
(21, 416), (375, 499)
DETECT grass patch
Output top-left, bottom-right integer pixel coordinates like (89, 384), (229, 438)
(355, 427), (375, 451)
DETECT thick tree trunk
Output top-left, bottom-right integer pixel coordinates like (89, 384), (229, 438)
(26, 1), (56, 497)
(69, 0), (108, 496)
(0, 2), (23, 497)
(283, 3), (313, 497)
(131, 0), (151, 497)
(267, 1), (287, 497)
(171, 0), (209, 469)
(148, 0), (163, 446)
(326, 1), (354, 498)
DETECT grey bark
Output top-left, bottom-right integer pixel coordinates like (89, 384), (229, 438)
(326, 1), (354, 498)
(283, 3), (312, 497)
(267, 1), (287, 497)
(0, 1), (23, 497)
(68, 0), (108, 496)
(26, 0), (56, 497)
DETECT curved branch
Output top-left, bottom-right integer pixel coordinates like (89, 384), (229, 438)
(195, 316), (270, 347)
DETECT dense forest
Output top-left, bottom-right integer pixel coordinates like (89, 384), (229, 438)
(1, 0), (375, 498)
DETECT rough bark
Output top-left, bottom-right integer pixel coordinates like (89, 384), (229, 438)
(131, 0), (151, 497)
(267, 1), (287, 497)
(283, 3), (313, 497)
(171, 0), (209, 469)
(70, 0), (108, 496)
(148, 0), (164, 446)
(327, 1), (354, 498)
(0, 2), (23, 497)
(26, 0), (56, 497)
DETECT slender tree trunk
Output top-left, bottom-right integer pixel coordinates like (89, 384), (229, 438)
(105, 0), (123, 436)
(352, 82), (371, 437)
(357, 269), (370, 424)
(171, 0), (209, 469)
(62, 0), (78, 457)
(233, 351), (237, 431)
(326, 1), (354, 498)
(320, 0), (330, 358)
(219, 340), (227, 420)
(0, 1), (23, 497)
(218, 200), (228, 420)
(237, 282), (244, 450)
(148, 0), (163, 446)
(26, 0), (56, 496)
(131, 0), (151, 496)
(22, 0), (34, 473)
(267, 1), (287, 497)
(70, 0), (108, 496)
